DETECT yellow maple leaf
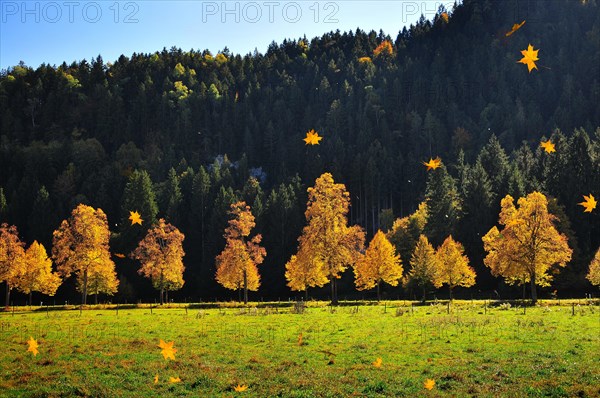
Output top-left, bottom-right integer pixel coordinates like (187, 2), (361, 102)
(372, 357), (382, 368)
(27, 336), (39, 357)
(154, 374), (159, 384)
(129, 211), (143, 226)
(234, 384), (248, 392)
(540, 140), (556, 153)
(158, 339), (177, 360)
(303, 129), (323, 145)
(505, 20), (525, 37)
(578, 194), (597, 213)
(424, 379), (436, 390)
(113, 253), (126, 259)
(518, 44), (539, 73)
(422, 157), (442, 171)
(169, 376), (181, 383)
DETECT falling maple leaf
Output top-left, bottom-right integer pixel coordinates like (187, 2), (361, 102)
(540, 140), (556, 153)
(422, 157), (442, 171)
(169, 377), (181, 383)
(158, 339), (177, 360)
(234, 384), (248, 392)
(129, 211), (143, 226)
(518, 44), (539, 73)
(424, 379), (436, 390)
(113, 253), (126, 259)
(27, 336), (39, 357)
(578, 194), (597, 213)
(505, 20), (525, 37)
(372, 357), (382, 368)
(440, 12), (449, 23)
(303, 129), (323, 145)
(154, 374), (159, 384)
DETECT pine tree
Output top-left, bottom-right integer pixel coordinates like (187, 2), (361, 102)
(424, 165), (461, 246)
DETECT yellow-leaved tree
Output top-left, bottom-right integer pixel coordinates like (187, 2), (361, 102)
(587, 247), (600, 286)
(387, 202), (428, 266)
(285, 173), (365, 304)
(353, 230), (403, 301)
(216, 202), (265, 305)
(132, 218), (185, 305)
(405, 234), (439, 302)
(0, 223), (26, 308)
(15, 241), (61, 305)
(53, 204), (118, 305)
(482, 192), (572, 303)
(433, 235), (475, 300)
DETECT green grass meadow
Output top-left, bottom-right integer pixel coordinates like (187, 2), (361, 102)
(1, 301), (599, 397)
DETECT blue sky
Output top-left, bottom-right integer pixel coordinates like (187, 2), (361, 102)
(0, 1), (454, 70)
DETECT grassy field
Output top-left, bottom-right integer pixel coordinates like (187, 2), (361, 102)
(1, 301), (599, 397)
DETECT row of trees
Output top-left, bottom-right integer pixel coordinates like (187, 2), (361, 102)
(2, 172), (599, 305)
(0, 204), (185, 307)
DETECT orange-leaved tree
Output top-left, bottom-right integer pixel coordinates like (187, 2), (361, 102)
(52, 204), (118, 305)
(285, 173), (364, 304)
(0, 223), (26, 308)
(587, 247), (600, 286)
(482, 192), (572, 303)
(433, 235), (475, 300)
(15, 241), (61, 305)
(132, 218), (185, 305)
(353, 230), (403, 301)
(215, 202), (265, 305)
(404, 235), (439, 302)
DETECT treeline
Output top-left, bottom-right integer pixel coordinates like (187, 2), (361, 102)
(1, 0), (599, 302)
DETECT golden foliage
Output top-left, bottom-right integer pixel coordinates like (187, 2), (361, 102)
(128, 210), (143, 225)
(158, 339), (177, 361)
(215, 202), (265, 298)
(422, 157), (442, 171)
(303, 129), (323, 145)
(0, 223), (26, 299)
(353, 230), (403, 292)
(15, 241), (61, 297)
(434, 236), (475, 297)
(505, 20), (525, 37)
(540, 140), (556, 153)
(132, 219), (185, 299)
(587, 247), (600, 286)
(482, 193), (572, 294)
(578, 194), (597, 213)
(424, 379), (435, 390)
(27, 336), (39, 357)
(52, 205), (118, 301)
(285, 173), (365, 293)
(373, 40), (394, 57)
(405, 235), (439, 290)
(518, 44), (539, 73)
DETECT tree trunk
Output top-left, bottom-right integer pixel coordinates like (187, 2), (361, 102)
(530, 278), (537, 304)
(160, 287), (164, 305)
(243, 270), (248, 305)
(5, 283), (11, 309)
(421, 285), (427, 303)
(449, 286), (453, 301)
(331, 278), (338, 305)
(29, 292), (33, 307)
(82, 270), (88, 305)
(95, 293), (98, 305)
(377, 280), (381, 302)
(304, 289), (308, 301)
(165, 290), (169, 304)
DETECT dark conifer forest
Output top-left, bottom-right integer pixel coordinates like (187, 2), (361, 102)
(1, 0), (599, 303)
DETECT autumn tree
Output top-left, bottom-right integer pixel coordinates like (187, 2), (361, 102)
(387, 202), (428, 266)
(285, 173), (365, 304)
(434, 236), (475, 300)
(587, 247), (600, 286)
(482, 192), (572, 302)
(52, 204), (118, 305)
(132, 218), (185, 305)
(215, 202), (265, 304)
(0, 223), (26, 308)
(353, 230), (403, 301)
(405, 235), (439, 302)
(15, 241), (61, 305)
